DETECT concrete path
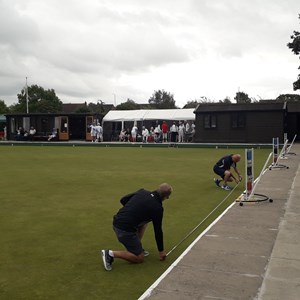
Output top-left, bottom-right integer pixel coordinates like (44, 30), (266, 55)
(139, 145), (300, 300)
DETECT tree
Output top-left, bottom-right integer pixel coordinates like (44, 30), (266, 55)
(11, 85), (63, 113)
(276, 94), (300, 102)
(183, 100), (199, 108)
(287, 14), (300, 90)
(199, 96), (214, 104)
(116, 99), (140, 110)
(219, 97), (232, 104)
(0, 100), (9, 114)
(75, 103), (91, 114)
(91, 100), (105, 114)
(234, 91), (251, 103)
(148, 90), (177, 109)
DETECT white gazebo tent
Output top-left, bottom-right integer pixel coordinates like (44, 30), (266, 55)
(102, 108), (195, 129)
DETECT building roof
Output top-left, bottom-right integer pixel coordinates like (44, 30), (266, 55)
(62, 103), (87, 113)
(194, 102), (286, 113)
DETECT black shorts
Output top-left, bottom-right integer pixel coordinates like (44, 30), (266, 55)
(113, 226), (143, 256)
(213, 165), (226, 179)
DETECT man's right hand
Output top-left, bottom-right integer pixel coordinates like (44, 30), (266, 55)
(159, 251), (167, 261)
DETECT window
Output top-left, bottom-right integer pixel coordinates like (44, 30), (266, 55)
(204, 114), (217, 128)
(231, 114), (245, 128)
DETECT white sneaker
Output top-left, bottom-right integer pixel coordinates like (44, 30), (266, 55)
(222, 185), (232, 191)
(101, 249), (114, 271)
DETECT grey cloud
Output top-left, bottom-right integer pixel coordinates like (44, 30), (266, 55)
(189, 0), (300, 58)
(0, 0), (299, 106)
(0, 1), (39, 53)
(34, 5), (189, 75)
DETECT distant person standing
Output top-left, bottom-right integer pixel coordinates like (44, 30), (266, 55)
(131, 123), (138, 142)
(178, 121), (185, 143)
(95, 123), (103, 142)
(161, 121), (169, 143)
(142, 126), (149, 143)
(184, 121), (190, 142)
(213, 154), (242, 190)
(191, 122), (196, 142)
(90, 122), (97, 142)
(3, 126), (7, 141)
(154, 125), (162, 143)
(170, 122), (178, 143)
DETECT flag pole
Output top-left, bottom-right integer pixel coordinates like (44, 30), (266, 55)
(26, 77), (29, 114)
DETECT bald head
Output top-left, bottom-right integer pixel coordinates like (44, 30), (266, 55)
(157, 183), (173, 200)
(232, 154), (241, 163)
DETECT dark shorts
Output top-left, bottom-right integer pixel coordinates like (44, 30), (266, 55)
(213, 165), (226, 179)
(113, 226), (143, 256)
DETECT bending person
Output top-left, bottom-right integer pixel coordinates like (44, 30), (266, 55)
(101, 183), (173, 271)
(213, 154), (242, 190)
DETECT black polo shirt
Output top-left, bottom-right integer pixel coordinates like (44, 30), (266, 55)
(113, 189), (164, 251)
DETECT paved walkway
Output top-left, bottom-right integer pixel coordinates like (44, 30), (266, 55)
(139, 145), (300, 300)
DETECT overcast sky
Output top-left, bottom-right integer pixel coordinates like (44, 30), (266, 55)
(1, 0), (300, 108)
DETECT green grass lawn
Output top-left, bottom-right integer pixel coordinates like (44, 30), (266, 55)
(0, 145), (270, 299)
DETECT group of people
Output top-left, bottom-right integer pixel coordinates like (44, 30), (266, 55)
(119, 120), (196, 143)
(14, 126), (37, 141)
(14, 126), (58, 141)
(90, 122), (103, 142)
(101, 153), (242, 271)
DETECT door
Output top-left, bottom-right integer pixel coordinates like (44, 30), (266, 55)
(86, 116), (94, 141)
(59, 116), (69, 140)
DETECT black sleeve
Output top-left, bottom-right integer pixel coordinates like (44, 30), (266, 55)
(152, 208), (164, 252)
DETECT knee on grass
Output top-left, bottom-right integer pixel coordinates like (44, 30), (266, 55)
(115, 251), (145, 263)
(133, 254), (145, 264)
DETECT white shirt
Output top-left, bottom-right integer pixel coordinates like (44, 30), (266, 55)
(131, 126), (138, 135)
(142, 128), (149, 137)
(170, 124), (178, 132)
(185, 123), (190, 133)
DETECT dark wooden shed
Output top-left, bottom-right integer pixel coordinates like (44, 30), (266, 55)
(286, 102), (300, 141)
(5, 113), (101, 141)
(194, 102), (287, 143)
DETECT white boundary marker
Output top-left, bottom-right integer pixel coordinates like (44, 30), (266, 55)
(245, 148), (254, 201)
(236, 152), (272, 204)
(279, 139), (289, 160)
(137, 201), (236, 300)
(249, 152), (272, 199)
(286, 134), (297, 154)
(269, 138), (289, 170)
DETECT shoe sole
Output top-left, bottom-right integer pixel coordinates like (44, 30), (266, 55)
(101, 250), (112, 271)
